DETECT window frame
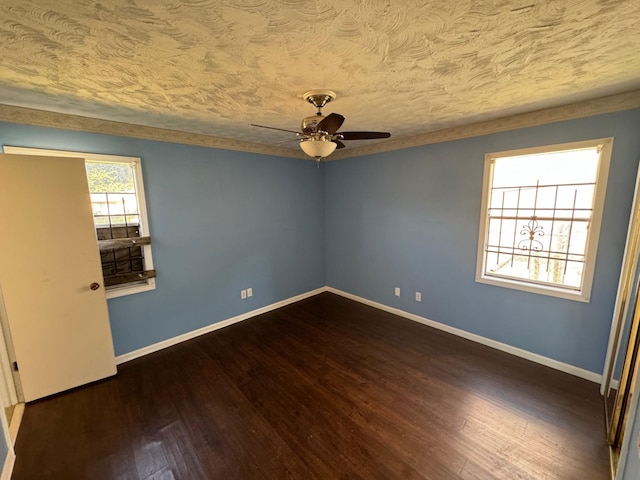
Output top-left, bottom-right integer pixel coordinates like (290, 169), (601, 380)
(475, 138), (613, 302)
(2, 146), (155, 299)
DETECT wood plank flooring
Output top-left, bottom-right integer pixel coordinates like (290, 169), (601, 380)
(12, 292), (609, 479)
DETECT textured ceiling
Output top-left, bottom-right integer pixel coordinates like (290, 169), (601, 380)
(1, 0), (639, 155)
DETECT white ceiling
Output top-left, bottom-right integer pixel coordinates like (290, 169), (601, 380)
(1, 0), (639, 157)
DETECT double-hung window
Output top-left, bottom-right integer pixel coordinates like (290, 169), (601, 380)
(476, 138), (613, 302)
(3, 147), (155, 299)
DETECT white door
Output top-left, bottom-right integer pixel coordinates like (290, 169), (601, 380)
(0, 153), (116, 402)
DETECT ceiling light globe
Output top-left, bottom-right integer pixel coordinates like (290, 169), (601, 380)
(299, 138), (337, 159)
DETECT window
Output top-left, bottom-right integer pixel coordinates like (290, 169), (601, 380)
(85, 157), (155, 297)
(476, 138), (613, 302)
(2, 147), (155, 299)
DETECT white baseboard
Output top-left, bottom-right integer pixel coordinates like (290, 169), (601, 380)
(326, 287), (602, 383)
(8, 403), (24, 446)
(115, 287), (328, 365)
(1, 448), (14, 480)
(116, 285), (601, 383)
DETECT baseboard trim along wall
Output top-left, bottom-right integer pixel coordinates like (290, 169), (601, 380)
(326, 287), (602, 384)
(8, 403), (24, 447)
(115, 287), (328, 365)
(1, 449), (15, 480)
(116, 285), (601, 383)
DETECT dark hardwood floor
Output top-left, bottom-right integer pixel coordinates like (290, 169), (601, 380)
(12, 293), (609, 479)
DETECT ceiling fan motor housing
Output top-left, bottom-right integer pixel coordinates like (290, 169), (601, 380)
(301, 115), (325, 134)
(301, 90), (336, 134)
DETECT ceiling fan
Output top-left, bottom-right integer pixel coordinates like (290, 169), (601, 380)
(251, 90), (391, 162)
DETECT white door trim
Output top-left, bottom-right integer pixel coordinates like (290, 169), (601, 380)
(0, 285), (18, 407)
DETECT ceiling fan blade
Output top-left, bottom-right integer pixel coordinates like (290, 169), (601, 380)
(250, 124), (301, 135)
(339, 131), (391, 140)
(316, 113), (345, 134)
(335, 140), (346, 149)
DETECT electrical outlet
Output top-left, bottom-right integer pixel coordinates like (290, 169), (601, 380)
(415, 292), (422, 302)
(394, 287), (400, 297)
(247, 288), (253, 297)
(241, 289), (247, 299)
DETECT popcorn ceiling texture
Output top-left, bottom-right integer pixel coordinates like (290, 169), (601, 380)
(0, 0), (639, 152)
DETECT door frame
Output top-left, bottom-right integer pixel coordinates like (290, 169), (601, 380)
(602, 163), (640, 396)
(0, 283), (19, 407)
(0, 281), (18, 475)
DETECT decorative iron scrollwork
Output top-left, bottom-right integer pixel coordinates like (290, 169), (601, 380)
(518, 216), (544, 252)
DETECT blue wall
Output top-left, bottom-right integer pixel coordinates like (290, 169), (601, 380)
(0, 122), (326, 355)
(325, 109), (640, 374)
(1, 109), (639, 371)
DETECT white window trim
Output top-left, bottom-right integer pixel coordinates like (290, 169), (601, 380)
(2, 146), (155, 299)
(475, 138), (613, 303)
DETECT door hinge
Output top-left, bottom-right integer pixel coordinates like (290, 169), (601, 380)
(12, 361), (18, 372)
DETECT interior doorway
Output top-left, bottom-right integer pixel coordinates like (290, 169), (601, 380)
(0, 282), (22, 449)
(602, 162), (640, 475)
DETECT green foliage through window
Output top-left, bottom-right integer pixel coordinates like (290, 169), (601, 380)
(85, 162), (135, 193)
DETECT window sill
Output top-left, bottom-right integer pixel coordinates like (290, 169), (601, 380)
(105, 279), (156, 299)
(476, 274), (590, 303)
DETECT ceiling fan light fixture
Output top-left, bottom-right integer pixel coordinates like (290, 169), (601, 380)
(251, 89), (391, 158)
(299, 138), (337, 159)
